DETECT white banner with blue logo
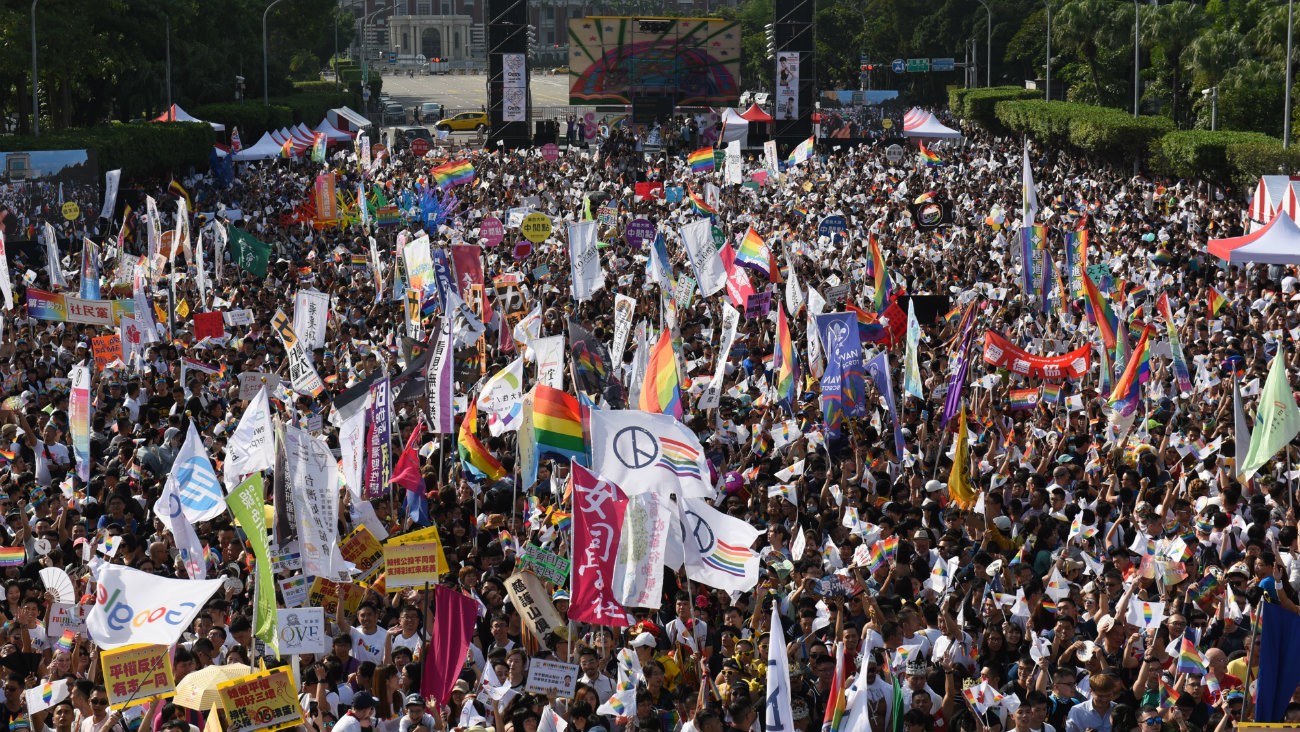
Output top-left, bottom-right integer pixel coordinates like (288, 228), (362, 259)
(164, 422), (227, 523)
(86, 564), (224, 649)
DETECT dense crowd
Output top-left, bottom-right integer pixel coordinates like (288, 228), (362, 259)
(0, 103), (1294, 732)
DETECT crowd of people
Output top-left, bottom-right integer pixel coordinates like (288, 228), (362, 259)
(0, 100), (1294, 732)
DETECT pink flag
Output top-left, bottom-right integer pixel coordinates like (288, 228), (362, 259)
(388, 419), (426, 496)
(422, 586), (479, 704)
(569, 462), (630, 626)
(718, 243), (756, 308)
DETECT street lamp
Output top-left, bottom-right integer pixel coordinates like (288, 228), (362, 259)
(360, 2), (389, 111)
(1285, 0), (1294, 148)
(1133, 0), (1140, 117)
(165, 13), (172, 116)
(30, 0), (38, 135)
(1044, 0), (1052, 100)
(263, 0), (285, 105)
(1202, 86), (1218, 130)
(977, 0), (992, 87)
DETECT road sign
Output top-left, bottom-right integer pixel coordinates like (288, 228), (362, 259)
(931, 57), (956, 72)
(906, 58), (930, 73)
(409, 138), (430, 156)
(891, 59), (905, 73)
(386, 51), (397, 64)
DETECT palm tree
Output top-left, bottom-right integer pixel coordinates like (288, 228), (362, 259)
(1142, 1), (1206, 125)
(1052, 0), (1128, 104)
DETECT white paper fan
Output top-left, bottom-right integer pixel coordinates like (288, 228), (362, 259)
(39, 568), (75, 604)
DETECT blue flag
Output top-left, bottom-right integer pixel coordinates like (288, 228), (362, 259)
(1256, 602), (1300, 722)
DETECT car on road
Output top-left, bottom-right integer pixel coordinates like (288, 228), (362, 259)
(418, 102), (444, 122)
(384, 125), (435, 152)
(435, 111), (488, 132)
(382, 103), (407, 125)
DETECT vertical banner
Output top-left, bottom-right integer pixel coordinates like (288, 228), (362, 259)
(775, 52), (801, 121)
(102, 169), (121, 223)
(570, 463), (630, 626)
(363, 377), (392, 500)
(1019, 224), (1046, 304)
(697, 303), (740, 410)
(359, 136), (371, 171)
(449, 244), (487, 319)
(0, 230), (13, 311)
(609, 294), (637, 375)
(1064, 229), (1088, 298)
(70, 365), (91, 483)
(292, 289), (330, 352)
(764, 139), (779, 177)
(285, 425), (348, 582)
(725, 140), (743, 185)
(226, 474), (279, 658)
(314, 172), (337, 223)
(80, 239), (100, 300)
(426, 317), (455, 434)
(532, 335), (566, 390)
(502, 53), (527, 123)
(568, 221), (606, 302)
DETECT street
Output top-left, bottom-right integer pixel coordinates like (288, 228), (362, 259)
(376, 71), (572, 116)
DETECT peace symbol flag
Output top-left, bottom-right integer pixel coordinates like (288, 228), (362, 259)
(589, 409), (712, 499)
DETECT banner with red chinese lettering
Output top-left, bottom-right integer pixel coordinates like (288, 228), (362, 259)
(313, 172), (337, 225)
(217, 669), (302, 732)
(99, 644), (175, 709)
(570, 462), (630, 627)
(982, 330), (1091, 380)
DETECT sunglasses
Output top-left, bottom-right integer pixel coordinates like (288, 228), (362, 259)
(91, 699), (108, 706)
(1141, 719), (1161, 726)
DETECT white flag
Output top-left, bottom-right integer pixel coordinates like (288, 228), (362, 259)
(842, 646), (875, 732)
(697, 303), (740, 411)
(101, 169), (121, 224)
(538, 707), (569, 732)
(86, 564), (223, 649)
(765, 611), (795, 732)
(478, 357), (525, 436)
(614, 490), (674, 609)
(784, 255), (804, 315)
(293, 289), (330, 351)
(610, 294), (637, 372)
(1234, 374), (1252, 478)
(157, 469), (207, 580)
(532, 335), (566, 391)
(25, 679), (69, 715)
(568, 220), (606, 302)
(680, 496), (760, 592)
(163, 423), (226, 523)
(339, 407), (367, 498)
(590, 409), (712, 498)
(1126, 600), (1166, 630)
(1022, 139), (1038, 225)
(0, 229), (12, 310)
(44, 223), (67, 288)
(223, 386), (276, 485)
(426, 316), (455, 434)
(285, 425), (349, 581)
(680, 218), (727, 296)
(514, 303), (543, 355)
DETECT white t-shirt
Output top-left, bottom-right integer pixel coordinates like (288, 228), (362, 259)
(351, 626), (388, 664)
(391, 631), (424, 659)
(35, 439), (70, 487)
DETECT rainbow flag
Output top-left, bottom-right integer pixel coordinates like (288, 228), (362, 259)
(458, 401), (506, 482)
(823, 641), (848, 732)
(1208, 286), (1228, 318)
(918, 142), (943, 166)
(775, 304), (798, 405)
(432, 160), (476, 188)
(311, 132), (327, 163)
(532, 384), (586, 463)
(1158, 677), (1181, 709)
(1041, 383), (1062, 404)
(687, 187), (717, 216)
(498, 530), (516, 554)
(880, 536), (898, 562)
(0, 547), (23, 567)
(869, 233), (891, 312)
(735, 227), (771, 277)
(1109, 325), (1152, 416)
(639, 330), (682, 419)
(687, 146), (715, 173)
(1041, 600), (1057, 614)
(0, 451), (14, 463)
(279, 137), (295, 159)
(787, 136), (815, 166)
(549, 508), (573, 532)
(1008, 388), (1040, 410)
(1157, 293), (1193, 394)
(55, 630), (75, 654)
(1082, 271), (1118, 350)
(1176, 636), (1208, 674)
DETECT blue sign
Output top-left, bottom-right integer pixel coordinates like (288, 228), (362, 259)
(817, 214), (848, 241)
(932, 57), (956, 72)
(387, 51), (398, 64)
(891, 59), (906, 73)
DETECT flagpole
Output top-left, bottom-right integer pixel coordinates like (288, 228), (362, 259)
(1242, 602), (1261, 721)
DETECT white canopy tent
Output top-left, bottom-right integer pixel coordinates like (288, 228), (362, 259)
(1209, 211), (1300, 265)
(328, 106), (372, 134)
(718, 107), (750, 145)
(231, 132), (284, 161)
(314, 119), (354, 142)
(154, 104), (226, 131)
(1248, 175), (1300, 232)
(901, 108), (962, 140)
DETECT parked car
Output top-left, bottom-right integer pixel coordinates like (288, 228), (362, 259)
(382, 103), (407, 125)
(418, 102), (444, 122)
(384, 125), (435, 152)
(435, 111), (488, 132)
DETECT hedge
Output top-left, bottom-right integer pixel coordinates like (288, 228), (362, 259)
(993, 100), (1173, 159)
(1151, 130), (1279, 182)
(190, 103), (294, 142)
(0, 122), (213, 177)
(948, 87), (1039, 131)
(1224, 142), (1300, 190)
(265, 91), (360, 126)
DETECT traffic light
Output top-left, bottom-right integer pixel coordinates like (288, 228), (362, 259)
(526, 25), (537, 55)
(765, 23), (776, 60)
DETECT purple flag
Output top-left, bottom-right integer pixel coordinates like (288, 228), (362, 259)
(363, 377), (391, 499)
(940, 310), (979, 428)
(864, 352), (905, 458)
(422, 585), (479, 704)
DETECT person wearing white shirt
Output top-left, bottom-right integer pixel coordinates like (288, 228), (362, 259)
(577, 647), (616, 701)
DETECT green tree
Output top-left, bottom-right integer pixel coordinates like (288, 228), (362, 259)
(1141, 1), (1206, 125)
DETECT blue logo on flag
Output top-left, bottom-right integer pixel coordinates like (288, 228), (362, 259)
(175, 456), (221, 514)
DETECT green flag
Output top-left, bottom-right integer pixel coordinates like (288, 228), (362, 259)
(228, 227), (271, 278)
(1241, 350), (1300, 479)
(226, 473), (279, 658)
(891, 674), (904, 732)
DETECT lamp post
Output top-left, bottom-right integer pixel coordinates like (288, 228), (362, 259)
(30, 0), (38, 135)
(1202, 86), (1218, 130)
(977, 0), (992, 87)
(1286, 0), (1294, 148)
(360, 3), (389, 113)
(165, 13), (172, 115)
(263, 0), (285, 105)
(1044, 0), (1052, 100)
(1133, 0), (1140, 117)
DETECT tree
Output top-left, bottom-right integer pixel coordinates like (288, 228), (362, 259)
(1142, 2), (1206, 125)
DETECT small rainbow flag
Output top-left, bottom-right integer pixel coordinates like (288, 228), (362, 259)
(457, 401), (506, 482)
(55, 630), (75, 654)
(1041, 600), (1057, 613)
(1041, 383), (1062, 404)
(1008, 388), (1040, 410)
(822, 645), (848, 732)
(1082, 270), (1118, 350)
(919, 142), (943, 166)
(0, 547), (24, 567)
(1158, 677), (1181, 709)
(1108, 325), (1152, 415)
(432, 160), (476, 188)
(687, 147), (715, 173)
(880, 536), (898, 561)
(774, 304), (798, 405)
(639, 329), (682, 419)
(0, 451), (14, 463)
(1208, 286), (1228, 318)
(735, 227), (771, 277)
(1177, 636), (1208, 674)
(279, 137), (295, 159)
(687, 187), (717, 216)
(869, 233), (890, 312)
(498, 530), (516, 554)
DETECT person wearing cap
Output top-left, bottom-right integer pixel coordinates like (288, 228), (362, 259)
(397, 693), (436, 732)
(335, 693), (377, 732)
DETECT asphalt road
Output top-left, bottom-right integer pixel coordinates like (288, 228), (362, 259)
(376, 71), (572, 115)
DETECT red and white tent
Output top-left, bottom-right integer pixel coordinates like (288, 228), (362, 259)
(314, 118), (354, 142)
(1247, 175), (1300, 232)
(739, 104), (773, 122)
(153, 104), (226, 131)
(901, 108), (962, 140)
(1209, 211), (1300, 265)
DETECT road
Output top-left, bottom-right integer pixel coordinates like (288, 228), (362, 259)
(376, 72), (572, 114)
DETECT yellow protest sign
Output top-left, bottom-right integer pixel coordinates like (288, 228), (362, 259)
(307, 577), (365, 622)
(386, 525), (449, 575)
(100, 644), (175, 709)
(339, 525), (384, 581)
(61, 202), (80, 221)
(521, 212), (553, 243)
(383, 542), (444, 590)
(176, 299), (191, 318)
(217, 669), (302, 732)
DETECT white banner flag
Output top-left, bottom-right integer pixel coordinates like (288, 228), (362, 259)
(163, 423), (226, 523)
(293, 289), (331, 352)
(157, 465), (207, 580)
(44, 223), (66, 288)
(697, 303), (739, 411)
(765, 612), (795, 732)
(285, 425), (349, 582)
(339, 406), (367, 498)
(271, 310), (326, 397)
(568, 221), (606, 302)
(680, 496), (760, 592)
(25, 680), (69, 715)
(725, 140), (743, 185)
(533, 335), (566, 391)
(680, 218), (726, 297)
(0, 230), (13, 310)
(589, 409), (712, 499)
(614, 490), (674, 609)
(478, 357), (525, 436)
(610, 294), (636, 375)
(426, 317), (456, 434)
(223, 386), (276, 485)
(86, 564), (223, 649)
(101, 169), (121, 223)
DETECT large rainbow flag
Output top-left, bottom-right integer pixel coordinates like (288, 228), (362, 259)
(458, 401), (506, 481)
(432, 160), (476, 188)
(532, 384), (585, 463)
(687, 147), (715, 173)
(774, 304), (798, 405)
(687, 188), (717, 216)
(735, 227), (771, 278)
(1108, 325), (1152, 415)
(638, 329), (682, 419)
(869, 233), (891, 312)
(1082, 271), (1118, 350)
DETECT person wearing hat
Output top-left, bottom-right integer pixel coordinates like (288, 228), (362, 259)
(398, 693), (436, 732)
(335, 693), (377, 732)
(901, 658), (941, 711)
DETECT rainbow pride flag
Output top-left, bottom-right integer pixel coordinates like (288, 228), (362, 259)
(1082, 271), (1118, 350)
(775, 304), (798, 405)
(432, 160), (476, 188)
(869, 233), (891, 312)
(458, 401), (506, 482)
(279, 137), (295, 159)
(687, 188), (717, 216)
(687, 147), (715, 173)
(1157, 292), (1193, 394)
(1208, 286), (1228, 318)
(1177, 636), (1208, 674)
(532, 384), (585, 463)
(1108, 325), (1152, 416)
(1008, 388), (1040, 410)
(822, 642), (847, 732)
(735, 227), (771, 277)
(639, 330), (682, 419)
(919, 142), (943, 166)
(0, 547), (24, 567)
(1041, 383), (1062, 404)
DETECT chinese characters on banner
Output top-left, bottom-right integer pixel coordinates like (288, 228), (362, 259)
(217, 669), (302, 732)
(99, 644), (175, 709)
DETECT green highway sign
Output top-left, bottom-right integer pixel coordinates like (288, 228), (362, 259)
(906, 58), (930, 72)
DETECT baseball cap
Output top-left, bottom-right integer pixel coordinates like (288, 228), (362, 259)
(405, 694), (425, 708)
(993, 516), (1012, 531)
(630, 632), (656, 648)
(352, 693), (377, 711)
